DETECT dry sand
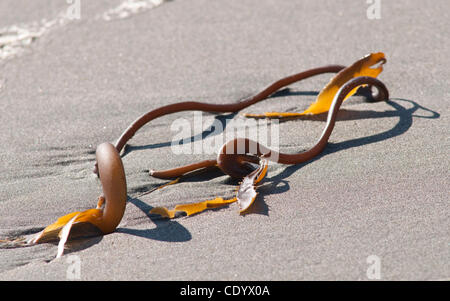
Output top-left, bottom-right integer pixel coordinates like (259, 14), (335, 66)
(0, 0), (449, 280)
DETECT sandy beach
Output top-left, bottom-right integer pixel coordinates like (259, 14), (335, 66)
(0, 0), (449, 280)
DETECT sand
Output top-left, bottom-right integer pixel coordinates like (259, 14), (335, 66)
(0, 0), (449, 280)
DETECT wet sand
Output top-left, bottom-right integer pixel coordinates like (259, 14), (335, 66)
(0, 0), (449, 280)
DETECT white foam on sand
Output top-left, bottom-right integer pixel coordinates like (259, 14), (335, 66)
(101, 0), (166, 21)
(0, 1), (168, 61)
(0, 13), (72, 61)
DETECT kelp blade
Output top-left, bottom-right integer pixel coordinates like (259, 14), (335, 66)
(302, 52), (385, 115)
(33, 209), (103, 244)
(150, 161), (269, 218)
(245, 52), (386, 118)
(150, 197), (237, 218)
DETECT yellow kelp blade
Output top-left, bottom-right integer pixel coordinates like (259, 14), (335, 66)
(175, 197), (237, 215)
(149, 207), (177, 218)
(244, 52), (386, 118)
(254, 160), (268, 185)
(236, 159), (269, 214)
(0, 236), (28, 248)
(150, 160), (269, 218)
(302, 52), (386, 115)
(30, 208), (103, 244)
(150, 197), (237, 218)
